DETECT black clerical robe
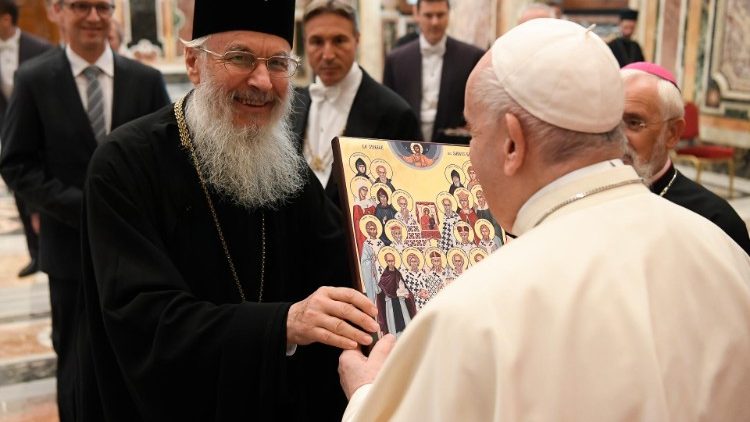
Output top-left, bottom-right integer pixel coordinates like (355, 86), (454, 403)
(651, 163), (750, 255)
(76, 104), (351, 421)
(608, 37), (645, 67)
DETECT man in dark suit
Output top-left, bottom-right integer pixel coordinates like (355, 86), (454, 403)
(0, 1), (169, 420)
(0, 0), (52, 278)
(620, 62), (750, 255)
(608, 9), (645, 67)
(291, 0), (421, 204)
(383, 0), (484, 145)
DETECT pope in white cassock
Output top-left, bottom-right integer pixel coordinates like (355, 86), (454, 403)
(339, 19), (750, 421)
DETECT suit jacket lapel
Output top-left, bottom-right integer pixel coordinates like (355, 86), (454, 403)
(111, 54), (130, 129)
(292, 87), (312, 153)
(435, 37), (455, 139)
(343, 68), (373, 137)
(409, 44), (423, 117)
(52, 50), (99, 151)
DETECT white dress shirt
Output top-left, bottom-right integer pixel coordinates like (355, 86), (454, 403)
(66, 45), (115, 135)
(0, 28), (20, 99)
(305, 63), (362, 187)
(419, 34), (446, 141)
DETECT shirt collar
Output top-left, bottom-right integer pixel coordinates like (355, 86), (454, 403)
(0, 28), (20, 49)
(419, 34), (447, 55)
(647, 158), (672, 186)
(66, 44), (115, 78)
(314, 61), (361, 90)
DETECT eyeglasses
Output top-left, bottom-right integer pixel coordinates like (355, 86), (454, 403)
(62, 1), (115, 18)
(623, 117), (672, 132)
(197, 47), (301, 78)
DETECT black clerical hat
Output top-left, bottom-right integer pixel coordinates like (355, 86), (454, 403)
(192, 0), (296, 46)
(620, 9), (639, 21)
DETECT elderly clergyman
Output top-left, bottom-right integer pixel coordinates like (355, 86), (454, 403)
(75, 1), (379, 420)
(339, 19), (750, 421)
(620, 61), (750, 255)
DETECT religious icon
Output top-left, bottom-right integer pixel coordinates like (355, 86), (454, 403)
(333, 137), (507, 340)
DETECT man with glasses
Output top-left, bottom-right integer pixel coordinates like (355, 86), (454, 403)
(0, 1), (168, 420)
(75, 0), (379, 420)
(291, 0), (421, 205)
(620, 61), (750, 254)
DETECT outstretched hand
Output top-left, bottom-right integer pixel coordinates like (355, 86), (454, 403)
(287, 286), (379, 350)
(338, 334), (397, 399)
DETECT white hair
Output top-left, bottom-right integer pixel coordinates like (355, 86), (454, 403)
(184, 59), (306, 209)
(181, 35), (211, 49)
(472, 66), (626, 165)
(620, 69), (684, 120)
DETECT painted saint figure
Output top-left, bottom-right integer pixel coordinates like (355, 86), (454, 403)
(354, 157), (370, 180)
(402, 250), (433, 310)
(352, 177), (376, 254)
(438, 196), (460, 251)
(455, 189), (478, 226)
(372, 165), (395, 191)
(376, 251), (417, 337)
(403, 143), (434, 167)
(374, 188), (397, 245)
(420, 207), (436, 230)
(359, 218), (384, 303)
(448, 169), (463, 194)
(476, 220), (500, 254)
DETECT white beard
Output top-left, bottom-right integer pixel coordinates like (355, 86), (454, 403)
(184, 70), (306, 209)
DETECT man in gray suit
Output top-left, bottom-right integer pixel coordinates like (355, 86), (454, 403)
(0, 0), (52, 278)
(0, 1), (169, 419)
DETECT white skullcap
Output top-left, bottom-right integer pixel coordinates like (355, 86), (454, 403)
(491, 18), (623, 133)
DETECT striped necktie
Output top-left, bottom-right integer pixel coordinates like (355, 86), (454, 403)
(83, 66), (106, 143)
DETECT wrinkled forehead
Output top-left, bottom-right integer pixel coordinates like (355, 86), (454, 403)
(205, 30), (292, 55)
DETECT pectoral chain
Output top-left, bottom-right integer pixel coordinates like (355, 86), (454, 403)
(174, 96), (265, 303)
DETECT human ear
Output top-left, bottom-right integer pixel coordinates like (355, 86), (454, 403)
(503, 113), (526, 176)
(665, 118), (685, 150)
(184, 48), (201, 85)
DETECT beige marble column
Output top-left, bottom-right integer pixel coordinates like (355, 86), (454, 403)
(447, 0), (496, 48)
(357, 0), (384, 81)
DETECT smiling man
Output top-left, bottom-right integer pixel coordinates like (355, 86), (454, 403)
(0, 1), (169, 420)
(338, 19), (750, 421)
(75, 0), (380, 420)
(291, 0), (420, 204)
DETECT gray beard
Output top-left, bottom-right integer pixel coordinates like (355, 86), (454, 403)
(624, 129), (669, 184)
(184, 73), (306, 209)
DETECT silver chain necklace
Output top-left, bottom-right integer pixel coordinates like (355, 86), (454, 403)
(174, 96), (266, 303)
(533, 178), (644, 227)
